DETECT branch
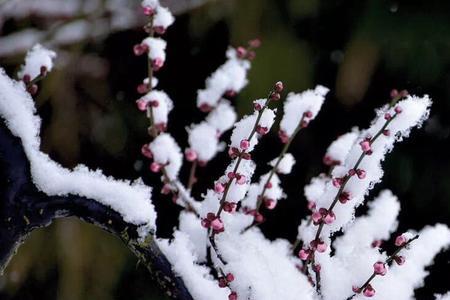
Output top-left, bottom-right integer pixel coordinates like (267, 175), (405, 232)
(0, 122), (193, 300)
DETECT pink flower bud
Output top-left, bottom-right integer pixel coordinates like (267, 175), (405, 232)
(313, 264), (321, 273)
(400, 90), (409, 98)
(274, 81), (284, 93)
(154, 26), (166, 35)
(254, 102), (262, 111)
(371, 240), (383, 248)
(227, 172), (236, 179)
(265, 182), (272, 189)
(395, 234), (407, 246)
(316, 241), (327, 253)
(206, 213), (216, 221)
(264, 199), (276, 210)
(142, 6), (155, 16)
(218, 277), (227, 288)
(254, 212), (265, 224)
(161, 184), (171, 195)
(201, 219), (210, 228)
(383, 129), (391, 136)
(278, 130), (289, 144)
(300, 120), (309, 128)
(394, 106), (403, 114)
(256, 125), (268, 135)
(149, 100), (159, 107)
(363, 284), (375, 297)
(199, 103), (212, 112)
(136, 99), (148, 111)
(304, 111), (313, 118)
(152, 58), (164, 71)
(214, 182), (225, 193)
(312, 211), (322, 224)
(323, 211), (336, 224)
(240, 139), (250, 150)
(236, 47), (247, 59)
(22, 74), (31, 83)
(40, 66), (48, 76)
(223, 202), (236, 213)
(228, 292), (237, 300)
(211, 218), (224, 231)
(373, 262), (387, 276)
(390, 89), (399, 99)
(150, 162), (162, 173)
(248, 38), (261, 48)
(226, 273), (235, 282)
(352, 286), (361, 294)
(225, 90), (237, 98)
(339, 191), (350, 204)
(332, 177), (343, 188)
(27, 84), (38, 95)
(298, 249), (310, 260)
(155, 122), (167, 132)
(137, 83), (149, 94)
(357, 169), (366, 179)
(133, 44), (149, 56)
(185, 149), (198, 162)
(360, 140), (371, 153)
(307, 201), (316, 211)
(270, 92), (281, 101)
(141, 144), (153, 158)
(394, 255), (405, 265)
(384, 113), (392, 120)
(236, 174), (246, 185)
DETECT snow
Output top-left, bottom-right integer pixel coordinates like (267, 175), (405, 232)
(196, 48), (251, 109)
(0, 69), (156, 236)
(324, 129), (359, 166)
(142, 37), (167, 62)
(230, 109), (276, 152)
(206, 100), (237, 134)
(154, 6), (175, 29)
(280, 85), (329, 137)
(187, 122), (219, 162)
(148, 133), (182, 180)
(141, 90), (173, 126)
(17, 44), (56, 79)
(269, 153), (296, 174)
(436, 293), (450, 300)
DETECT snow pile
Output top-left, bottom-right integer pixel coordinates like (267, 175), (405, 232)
(0, 69), (156, 236)
(269, 153), (296, 174)
(17, 44), (56, 79)
(196, 48), (251, 110)
(142, 37), (167, 63)
(280, 85), (329, 137)
(148, 133), (182, 180)
(138, 90), (173, 127)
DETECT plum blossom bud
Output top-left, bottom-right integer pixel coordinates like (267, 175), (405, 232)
(312, 211), (322, 224)
(23, 74), (31, 83)
(373, 262), (387, 276)
(141, 144), (153, 159)
(265, 182), (272, 189)
(236, 47), (247, 59)
(211, 218), (224, 231)
(399, 89), (409, 98)
(254, 212), (265, 224)
(394, 255), (405, 265)
(332, 177), (344, 188)
(133, 44), (149, 56)
(27, 84), (38, 95)
(304, 111), (313, 118)
(323, 211), (336, 224)
(278, 130), (289, 144)
(136, 99), (148, 111)
(254, 102), (262, 111)
(185, 149), (198, 162)
(394, 106), (403, 114)
(363, 284), (375, 297)
(356, 169), (366, 179)
(307, 201), (316, 211)
(152, 58), (164, 71)
(270, 92), (281, 101)
(395, 234), (407, 246)
(390, 89), (399, 99)
(142, 6), (155, 16)
(338, 191), (351, 204)
(161, 184), (171, 195)
(312, 264), (321, 273)
(316, 241), (327, 253)
(199, 103), (212, 112)
(218, 277), (227, 288)
(223, 202), (237, 213)
(256, 125), (268, 135)
(137, 83), (149, 94)
(300, 120), (309, 128)
(384, 113), (392, 121)
(226, 273), (235, 282)
(274, 81), (284, 93)
(248, 38), (261, 48)
(150, 162), (162, 173)
(352, 286), (361, 294)
(154, 26), (166, 35)
(383, 129), (391, 136)
(40, 66), (48, 76)
(214, 182), (225, 193)
(240, 139), (250, 150)
(360, 140), (371, 153)
(228, 292), (237, 300)
(227, 172), (236, 179)
(298, 249), (310, 260)
(236, 174), (246, 185)
(264, 199), (276, 210)
(371, 240), (383, 248)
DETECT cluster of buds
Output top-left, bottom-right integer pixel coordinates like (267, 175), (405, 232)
(201, 213), (224, 233)
(218, 272), (235, 288)
(348, 168), (367, 179)
(243, 207), (265, 224)
(299, 239), (328, 261)
(390, 89), (409, 100)
(227, 172), (247, 185)
(311, 208), (336, 225)
(21, 66), (48, 95)
(352, 284), (376, 297)
(133, 43), (165, 71)
(228, 147), (251, 160)
(269, 81), (284, 102)
(236, 38), (262, 61)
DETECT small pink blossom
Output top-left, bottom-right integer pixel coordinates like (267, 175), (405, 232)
(394, 255), (406, 265)
(141, 144), (153, 159)
(214, 182), (225, 193)
(185, 149), (198, 162)
(274, 81), (284, 93)
(211, 218), (224, 231)
(373, 262), (387, 276)
(395, 234), (407, 246)
(298, 249), (310, 260)
(150, 162), (162, 173)
(228, 292), (237, 300)
(240, 139), (250, 150)
(264, 199), (276, 210)
(357, 169), (366, 179)
(363, 284), (375, 297)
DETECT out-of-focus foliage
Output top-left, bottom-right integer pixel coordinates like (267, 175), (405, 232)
(0, 0), (449, 299)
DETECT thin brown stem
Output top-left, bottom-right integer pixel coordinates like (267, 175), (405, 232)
(187, 160), (198, 191)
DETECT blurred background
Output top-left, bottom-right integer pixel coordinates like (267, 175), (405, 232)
(1, 0), (449, 299)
